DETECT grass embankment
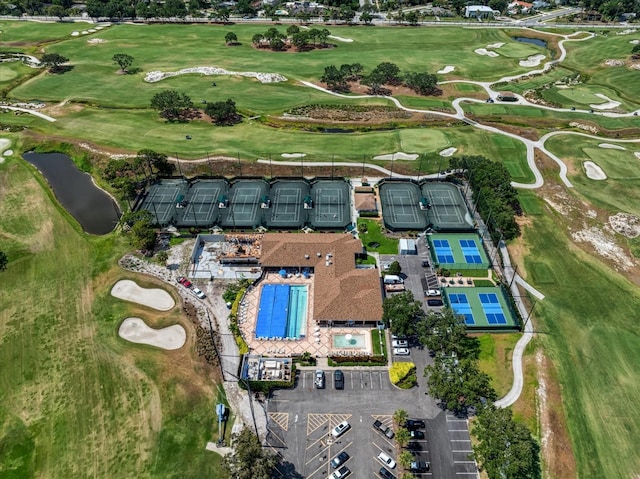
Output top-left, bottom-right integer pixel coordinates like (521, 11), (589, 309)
(522, 208), (640, 478)
(0, 155), (227, 478)
(476, 333), (521, 398)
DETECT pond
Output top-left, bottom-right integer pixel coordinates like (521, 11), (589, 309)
(513, 36), (547, 48)
(23, 152), (121, 235)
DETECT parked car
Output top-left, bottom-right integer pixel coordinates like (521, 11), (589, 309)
(392, 340), (408, 348)
(406, 442), (421, 451)
(334, 370), (344, 390)
(192, 287), (206, 299)
(409, 460), (430, 472)
(426, 289), (440, 297)
(177, 276), (192, 288)
(378, 467), (396, 479)
(421, 260), (430, 267)
(377, 452), (396, 469)
(406, 419), (426, 430)
(331, 451), (349, 469)
(373, 419), (394, 439)
(409, 430), (425, 439)
(329, 465), (350, 479)
(393, 348), (410, 356)
(427, 299), (443, 307)
(331, 421), (350, 438)
(315, 370), (325, 389)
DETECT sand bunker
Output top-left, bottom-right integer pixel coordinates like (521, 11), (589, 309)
(617, 29), (637, 35)
(111, 279), (175, 311)
(487, 42), (505, 49)
(439, 147), (458, 157)
(584, 161), (607, 180)
(88, 28), (97, 33)
(604, 59), (624, 67)
(373, 152), (418, 161)
(635, 152), (640, 160)
(630, 39), (640, 44)
(3, 149), (13, 157)
(145, 67), (287, 84)
(281, 153), (306, 158)
(590, 93), (621, 110)
(609, 212), (640, 238)
(119, 317), (186, 350)
(0, 138), (11, 153)
(71, 31), (79, 36)
(519, 54), (546, 67)
(598, 143), (626, 150)
(87, 38), (106, 44)
(437, 65), (455, 74)
(475, 48), (500, 58)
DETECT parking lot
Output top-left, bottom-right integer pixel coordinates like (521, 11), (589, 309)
(265, 360), (479, 479)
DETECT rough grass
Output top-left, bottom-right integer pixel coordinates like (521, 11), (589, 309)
(522, 211), (640, 478)
(475, 333), (521, 398)
(0, 155), (226, 478)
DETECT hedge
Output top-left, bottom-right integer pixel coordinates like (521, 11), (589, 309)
(229, 288), (249, 355)
(389, 362), (416, 389)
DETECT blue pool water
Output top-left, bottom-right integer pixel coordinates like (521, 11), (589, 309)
(255, 284), (308, 339)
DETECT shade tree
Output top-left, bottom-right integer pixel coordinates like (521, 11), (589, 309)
(205, 99), (242, 126)
(112, 53), (134, 73)
(40, 53), (69, 73)
(223, 428), (280, 479)
(150, 90), (196, 122)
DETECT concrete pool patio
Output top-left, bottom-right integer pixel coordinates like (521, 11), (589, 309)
(238, 271), (373, 357)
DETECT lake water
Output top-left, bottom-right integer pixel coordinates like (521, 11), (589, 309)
(513, 36), (547, 48)
(23, 152), (121, 235)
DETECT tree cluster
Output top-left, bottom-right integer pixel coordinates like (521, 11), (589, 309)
(472, 407), (541, 479)
(102, 149), (175, 201)
(382, 290), (425, 338)
(205, 99), (242, 126)
(40, 53), (69, 74)
(581, 0), (640, 21)
(223, 428), (280, 479)
(252, 27), (331, 52)
(449, 155), (521, 241)
(150, 90), (198, 122)
(120, 210), (157, 251)
(321, 61), (441, 96)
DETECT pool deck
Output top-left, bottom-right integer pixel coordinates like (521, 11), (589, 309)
(239, 272), (373, 358)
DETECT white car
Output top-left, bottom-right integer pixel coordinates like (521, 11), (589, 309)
(392, 340), (408, 348)
(393, 348), (410, 356)
(377, 452), (396, 469)
(426, 289), (440, 297)
(192, 287), (206, 299)
(329, 466), (350, 479)
(331, 421), (351, 438)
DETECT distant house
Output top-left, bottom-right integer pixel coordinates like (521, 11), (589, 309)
(464, 5), (497, 18)
(508, 0), (534, 13)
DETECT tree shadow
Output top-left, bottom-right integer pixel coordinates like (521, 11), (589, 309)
(127, 67), (143, 75)
(276, 461), (303, 479)
(50, 65), (74, 74)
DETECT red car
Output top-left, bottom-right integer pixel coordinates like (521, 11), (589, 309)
(177, 277), (192, 288)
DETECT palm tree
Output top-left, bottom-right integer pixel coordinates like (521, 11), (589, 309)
(395, 427), (410, 448)
(398, 451), (414, 469)
(393, 409), (408, 427)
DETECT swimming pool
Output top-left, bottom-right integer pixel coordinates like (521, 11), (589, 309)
(255, 284), (308, 339)
(333, 333), (366, 349)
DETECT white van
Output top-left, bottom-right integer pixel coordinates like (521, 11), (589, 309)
(383, 275), (403, 284)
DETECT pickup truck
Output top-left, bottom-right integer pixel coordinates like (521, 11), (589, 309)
(373, 419), (395, 439)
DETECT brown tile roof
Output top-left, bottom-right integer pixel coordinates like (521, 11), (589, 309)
(355, 192), (377, 212)
(260, 233), (383, 322)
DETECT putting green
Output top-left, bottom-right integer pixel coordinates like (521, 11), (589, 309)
(0, 65), (18, 82)
(556, 87), (608, 105)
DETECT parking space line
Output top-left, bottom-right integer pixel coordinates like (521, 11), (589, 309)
(453, 450), (474, 453)
(455, 461), (476, 464)
(451, 439), (472, 442)
(448, 429), (469, 432)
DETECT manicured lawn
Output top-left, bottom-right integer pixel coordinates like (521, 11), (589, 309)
(371, 329), (387, 356)
(358, 219), (399, 254)
(523, 211), (640, 478)
(0, 155), (226, 478)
